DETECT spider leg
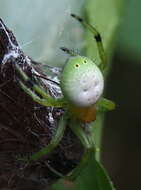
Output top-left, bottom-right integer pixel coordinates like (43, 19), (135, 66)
(71, 14), (106, 72)
(67, 149), (93, 181)
(29, 115), (67, 161)
(66, 120), (95, 181)
(60, 47), (79, 57)
(15, 64), (66, 107)
(96, 97), (116, 112)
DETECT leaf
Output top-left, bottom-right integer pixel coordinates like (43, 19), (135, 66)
(118, 0), (141, 57)
(52, 153), (115, 190)
(85, 0), (123, 62)
(52, 0), (124, 189)
(84, 0), (124, 160)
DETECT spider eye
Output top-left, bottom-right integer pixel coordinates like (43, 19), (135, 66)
(75, 64), (79, 67)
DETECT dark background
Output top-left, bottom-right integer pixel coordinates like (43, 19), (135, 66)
(103, 0), (141, 189)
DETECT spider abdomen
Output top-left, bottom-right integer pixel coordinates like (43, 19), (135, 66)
(60, 56), (104, 108)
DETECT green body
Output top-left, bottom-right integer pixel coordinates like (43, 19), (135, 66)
(60, 56), (104, 107)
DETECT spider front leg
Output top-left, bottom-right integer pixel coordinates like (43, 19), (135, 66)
(60, 47), (78, 57)
(71, 14), (116, 111)
(15, 64), (66, 107)
(71, 14), (106, 72)
(96, 97), (116, 112)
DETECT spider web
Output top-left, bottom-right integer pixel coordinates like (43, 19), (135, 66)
(0, 0), (85, 65)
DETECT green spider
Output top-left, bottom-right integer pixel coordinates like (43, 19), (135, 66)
(15, 14), (115, 180)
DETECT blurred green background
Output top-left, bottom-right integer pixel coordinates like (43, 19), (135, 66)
(103, 0), (141, 189)
(0, 0), (141, 189)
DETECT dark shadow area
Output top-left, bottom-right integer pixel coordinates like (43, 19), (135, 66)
(102, 50), (141, 190)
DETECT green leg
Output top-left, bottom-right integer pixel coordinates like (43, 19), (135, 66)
(29, 115), (67, 161)
(66, 149), (93, 181)
(60, 47), (78, 56)
(96, 97), (116, 112)
(71, 14), (106, 71)
(66, 120), (95, 181)
(15, 64), (66, 107)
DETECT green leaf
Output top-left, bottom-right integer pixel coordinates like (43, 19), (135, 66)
(85, 0), (123, 63)
(52, 153), (115, 190)
(118, 0), (141, 58)
(84, 0), (124, 161)
(52, 0), (124, 189)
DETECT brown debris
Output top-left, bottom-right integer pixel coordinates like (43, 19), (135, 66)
(0, 18), (83, 190)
